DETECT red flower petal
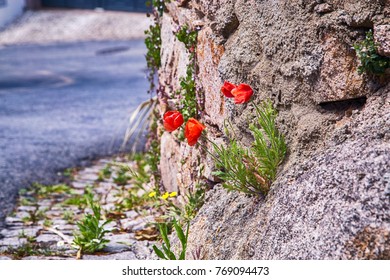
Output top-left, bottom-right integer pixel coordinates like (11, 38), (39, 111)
(221, 81), (237, 98)
(163, 111), (184, 132)
(231, 83), (253, 104)
(184, 118), (206, 146)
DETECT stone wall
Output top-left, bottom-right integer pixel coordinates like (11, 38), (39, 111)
(157, 0), (390, 259)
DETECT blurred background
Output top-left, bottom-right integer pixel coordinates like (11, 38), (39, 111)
(0, 0), (152, 224)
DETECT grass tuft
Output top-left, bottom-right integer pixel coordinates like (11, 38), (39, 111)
(212, 100), (286, 196)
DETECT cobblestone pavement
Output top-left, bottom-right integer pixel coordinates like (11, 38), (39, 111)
(0, 157), (157, 260)
(0, 9), (152, 46)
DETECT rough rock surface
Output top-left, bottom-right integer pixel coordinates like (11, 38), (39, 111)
(186, 93), (390, 260)
(157, 0), (390, 259)
(375, 24), (390, 57)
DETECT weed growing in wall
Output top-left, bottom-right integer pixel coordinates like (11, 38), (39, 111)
(146, 0), (169, 16)
(144, 110), (161, 189)
(163, 83), (287, 196)
(212, 100), (286, 196)
(354, 30), (390, 75)
(144, 23), (161, 94)
(144, 0), (171, 94)
(175, 25), (202, 122)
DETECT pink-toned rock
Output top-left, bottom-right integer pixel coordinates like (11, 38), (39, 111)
(315, 3), (333, 14)
(374, 24), (390, 57)
(197, 27), (227, 127)
(314, 34), (366, 103)
(159, 14), (189, 97)
(160, 132), (181, 193)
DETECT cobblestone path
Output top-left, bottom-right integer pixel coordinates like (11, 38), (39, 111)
(0, 157), (157, 260)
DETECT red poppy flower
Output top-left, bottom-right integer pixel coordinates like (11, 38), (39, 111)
(221, 81), (237, 98)
(231, 83), (253, 104)
(184, 118), (206, 146)
(163, 111), (184, 132)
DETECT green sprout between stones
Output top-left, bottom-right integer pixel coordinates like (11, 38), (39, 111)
(175, 25), (201, 123)
(177, 65), (197, 122)
(3, 242), (55, 260)
(22, 209), (47, 225)
(144, 112), (161, 189)
(354, 30), (390, 75)
(113, 168), (131, 186)
(34, 183), (74, 198)
(144, 0), (170, 94)
(63, 168), (76, 179)
(72, 193), (111, 255)
(146, 0), (169, 17)
(212, 100), (287, 196)
(153, 219), (189, 260)
(175, 25), (197, 55)
(144, 23), (161, 94)
(63, 210), (75, 224)
(97, 164), (112, 181)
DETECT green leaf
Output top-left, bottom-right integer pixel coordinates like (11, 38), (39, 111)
(173, 220), (186, 248)
(158, 223), (170, 250)
(153, 245), (167, 260)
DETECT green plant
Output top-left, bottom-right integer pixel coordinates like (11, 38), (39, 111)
(115, 187), (150, 212)
(18, 230), (27, 239)
(175, 25), (200, 122)
(97, 165), (112, 181)
(63, 210), (75, 224)
(17, 230), (37, 244)
(43, 219), (52, 227)
(354, 30), (390, 75)
(144, 23), (161, 93)
(177, 66), (198, 122)
(19, 197), (36, 206)
(18, 188), (28, 195)
(130, 153), (152, 187)
(72, 193), (111, 254)
(146, 0), (169, 16)
(175, 25), (197, 55)
(34, 183), (74, 198)
(162, 186), (205, 224)
(113, 169), (131, 186)
(22, 209), (47, 225)
(61, 186), (92, 208)
(212, 100), (287, 196)
(183, 187), (205, 222)
(62, 195), (87, 208)
(153, 219), (189, 260)
(63, 168), (76, 179)
(3, 242), (54, 260)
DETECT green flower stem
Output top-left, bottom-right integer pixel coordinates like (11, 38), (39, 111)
(198, 135), (263, 195)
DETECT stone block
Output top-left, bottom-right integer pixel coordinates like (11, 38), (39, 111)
(197, 27), (226, 127)
(374, 24), (390, 57)
(314, 34), (366, 103)
(159, 13), (189, 97)
(160, 133), (181, 193)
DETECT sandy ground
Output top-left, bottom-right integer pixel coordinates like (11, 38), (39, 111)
(0, 9), (152, 45)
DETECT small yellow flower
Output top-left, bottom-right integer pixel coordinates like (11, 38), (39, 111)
(161, 192), (169, 200)
(169, 192), (177, 197)
(148, 191), (157, 198)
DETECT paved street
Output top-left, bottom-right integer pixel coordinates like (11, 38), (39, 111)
(0, 39), (150, 225)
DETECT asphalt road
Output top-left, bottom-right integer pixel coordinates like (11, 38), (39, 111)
(0, 40), (149, 224)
